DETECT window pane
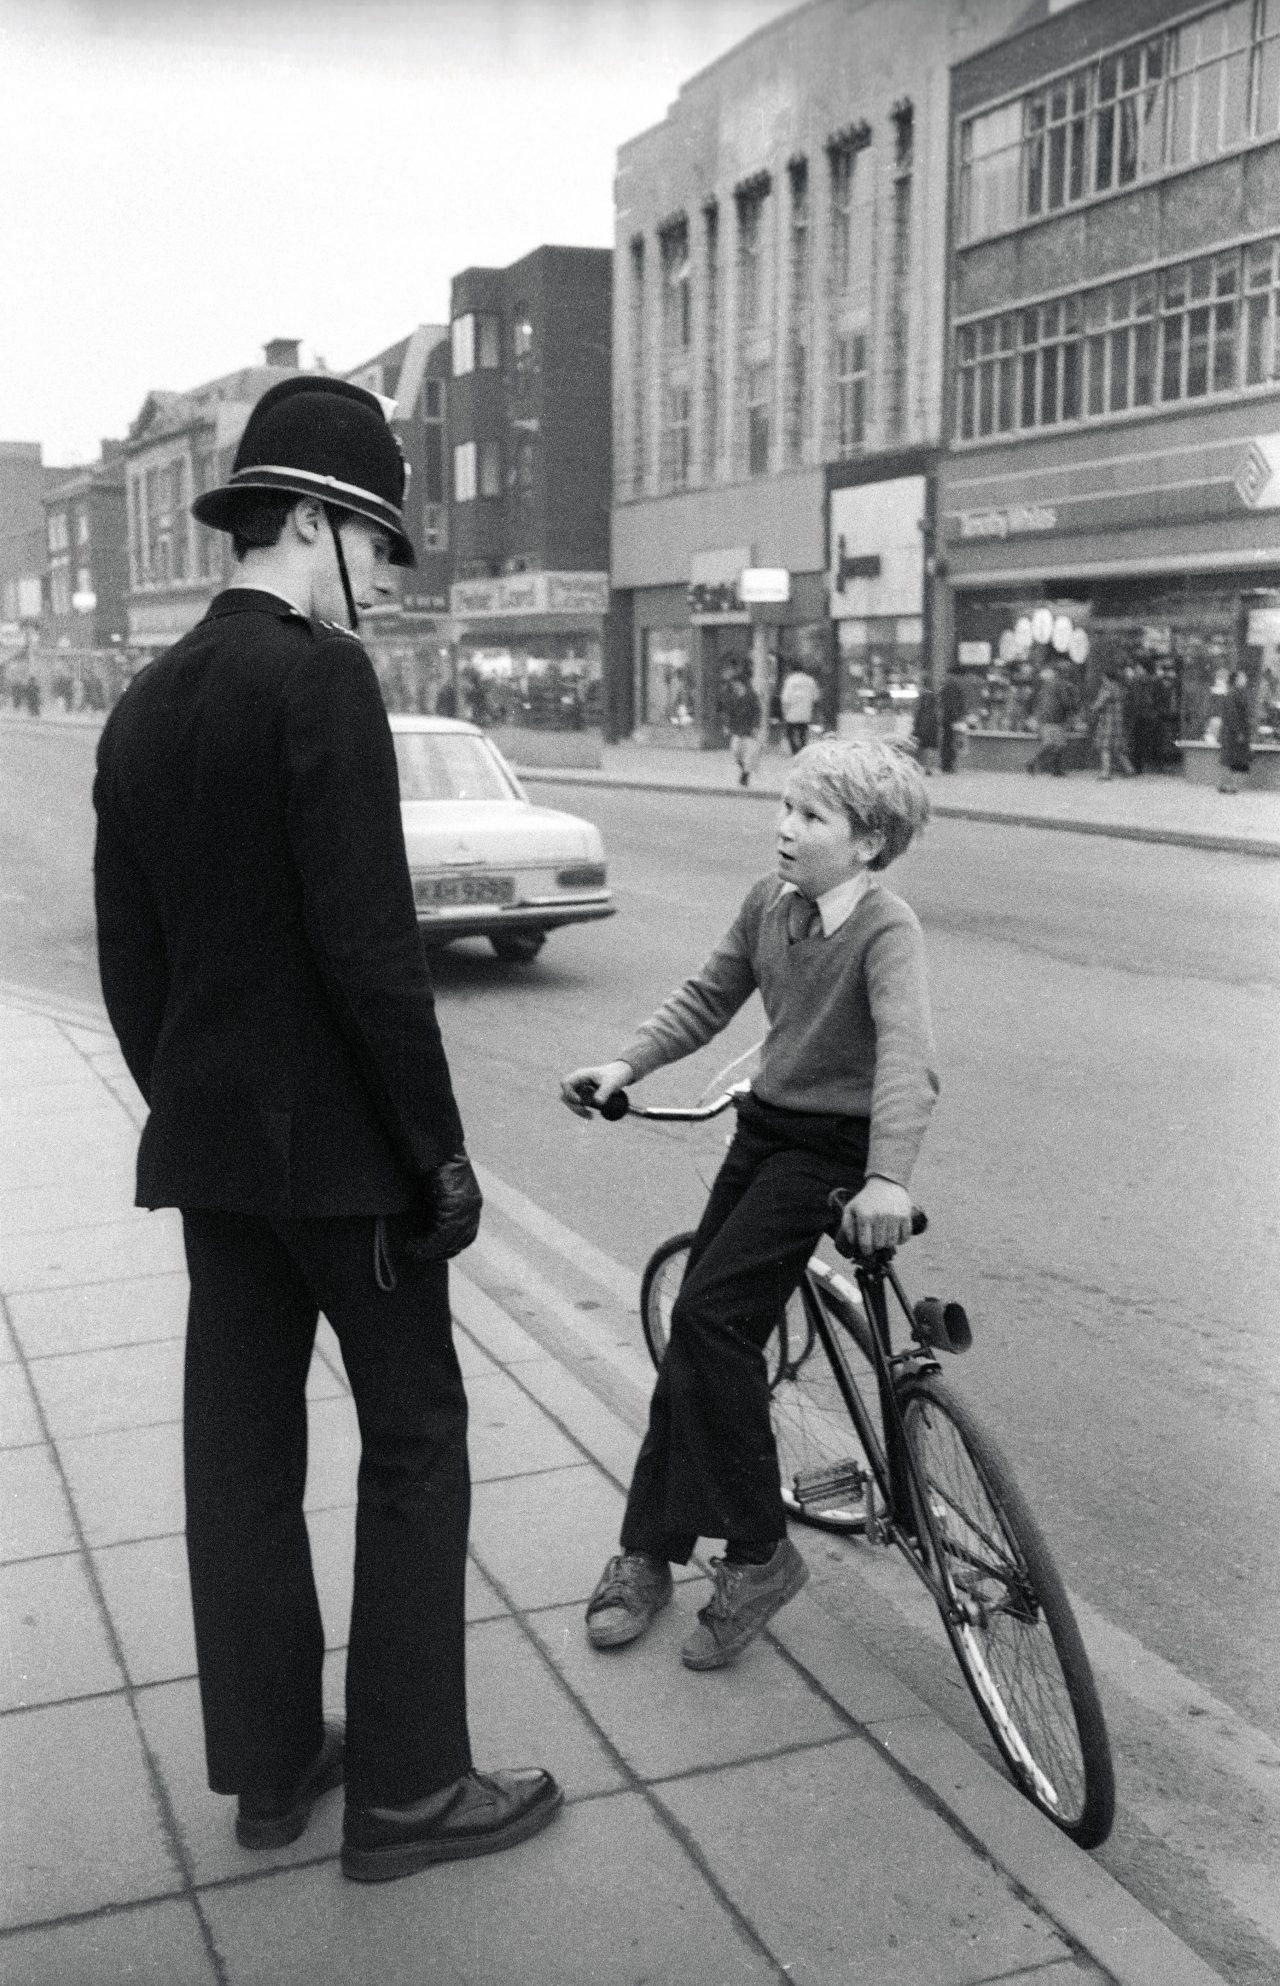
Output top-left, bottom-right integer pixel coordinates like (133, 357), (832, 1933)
(1040, 342), (1059, 423)
(1245, 290), (1271, 382)
(1168, 72), (1194, 167)
(1213, 300), (1237, 390)
(1107, 326), (1131, 410)
(1161, 314), (1185, 399)
(478, 314), (501, 369)
(1095, 100), (1116, 190)
(958, 364), (975, 439)
(1187, 307), (1210, 396)
(997, 354), (1016, 430)
(1021, 349), (1038, 425)
(978, 359), (995, 434)
(1086, 331), (1107, 413)
(1133, 319), (1157, 404)
(393, 734), (513, 804)
(1061, 336), (1081, 419)
(451, 315), (475, 376)
(1258, 34), (1280, 137)
(1220, 49), (1249, 148)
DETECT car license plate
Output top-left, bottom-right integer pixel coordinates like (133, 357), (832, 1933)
(415, 873), (516, 909)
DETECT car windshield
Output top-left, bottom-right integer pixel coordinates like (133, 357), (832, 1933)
(393, 732), (516, 803)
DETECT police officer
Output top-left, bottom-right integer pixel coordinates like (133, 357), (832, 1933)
(93, 376), (561, 1883)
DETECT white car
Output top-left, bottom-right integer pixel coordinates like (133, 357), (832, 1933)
(390, 715), (614, 963)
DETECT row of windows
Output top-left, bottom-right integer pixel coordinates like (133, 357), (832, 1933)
(955, 235), (1280, 439)
(452, 438), (537, 504)
(959, 0), (1280, 243)
(46, 511), (90, 554)
(451, 309), (535, 378)
(48, 562), (93, 616)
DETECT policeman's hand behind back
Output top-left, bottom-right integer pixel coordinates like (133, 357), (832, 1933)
(405, 1155), (483, 1262)
(560, 1061), (632, 1119)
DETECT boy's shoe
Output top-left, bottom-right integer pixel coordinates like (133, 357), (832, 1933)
(585, 1551), (673, 1649)
(681, 1540), (809, 1671)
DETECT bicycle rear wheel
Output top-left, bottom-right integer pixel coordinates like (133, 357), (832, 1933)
(640, 1232), (794, 1390)
(901, 1378), (1115, 1848)
(639, 1237), (869, 1535)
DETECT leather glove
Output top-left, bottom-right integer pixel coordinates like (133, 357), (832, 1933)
(405, 1155), (483, 1262)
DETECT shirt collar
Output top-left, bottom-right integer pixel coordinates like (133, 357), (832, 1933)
(783, 870), (871, 937)
(206, 587), (308, 622)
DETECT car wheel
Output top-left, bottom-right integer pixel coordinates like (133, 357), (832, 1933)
(490, 933), (546, 964)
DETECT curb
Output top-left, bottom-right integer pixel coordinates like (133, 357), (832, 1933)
(513, 765), (1280, 859)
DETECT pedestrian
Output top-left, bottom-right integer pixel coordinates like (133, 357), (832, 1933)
(938, 664), (965, 773)
(779, 662), (819, 753)
(1123, 663), (1155, 775)
(723, 667), (763, 786)
(1218, 668), (1253, 794)
(561, 738), (937, 1672)
(1027, 664), (1071, 776)
(434, 678), (458, 718)
(93, 377), (561, 1885)
(911, 679), (939, 774)
(1089, 670), (1131, 780)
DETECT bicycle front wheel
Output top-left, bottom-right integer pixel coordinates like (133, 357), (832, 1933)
(639, 1240), (863, 1530)
(901, 1378), (1114, 1848)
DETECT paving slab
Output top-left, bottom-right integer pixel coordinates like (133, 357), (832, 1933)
(0, 1213), (185, 1295)
(7, 1272), (189, 1359)
(469, 1463), (627, 1612)
(301, 1395), (361, 1512)
(0, 1550), (122, 1710)
(0, 1173), (141, 1236)
(0, 1445), (78, 1562)
(0, 1896), (218, 1986)
(660, 1740), (1091, 1986)
(198, 1791), (780, 1986)
(94, 1531), (195, 1687)
(527, 1591), (849, 1782)
(4, 1074), (115, 1118)
(59, 1421), (184, 1548)
(27, 1339), (187, 1440)
(465, 1366), (587, 1481)
(0, 1362), (43, 1447)
(0, 1695), (181, 1928)
(497, 1350), (646, 1488)
(135, 1674), (347, 1889)
(459, 1614), (628, 1801)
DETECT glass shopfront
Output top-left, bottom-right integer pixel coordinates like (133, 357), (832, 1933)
(639, 625), (696, 729)
(836, 615), (925, 735)
(457, 633), (603, 730)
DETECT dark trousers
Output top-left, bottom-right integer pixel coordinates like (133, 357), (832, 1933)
(620, 1100), (869, 1564)
(785, 721), (811, 754)
(181, 1210), (472, 1808)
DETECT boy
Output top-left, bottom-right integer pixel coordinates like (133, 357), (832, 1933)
(561, 738), (938, 1670)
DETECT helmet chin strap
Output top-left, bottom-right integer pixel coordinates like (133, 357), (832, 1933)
(323, 506), (359, 631)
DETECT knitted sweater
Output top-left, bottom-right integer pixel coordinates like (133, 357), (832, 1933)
(618, 876), (939, 1187)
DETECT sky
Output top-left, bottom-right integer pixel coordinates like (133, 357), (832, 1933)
(0, 0), (798, 465)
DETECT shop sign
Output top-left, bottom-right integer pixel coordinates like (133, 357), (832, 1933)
(1235, 434), (1280, 509)
(957, 504), (1057, 540)
(957, 640), (992, 668)
(739, 567), (790, 604)
(450, 572), (609, 620)
(1246, 606), (1280, 646)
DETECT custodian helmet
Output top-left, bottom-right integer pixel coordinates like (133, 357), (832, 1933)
(192, 375), (415, 568)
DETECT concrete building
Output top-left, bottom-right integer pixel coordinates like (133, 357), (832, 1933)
(346, 323), (454, 710)
(0, 442), (74, 633)
(447, 245), (612, 734)
(609, 0), (1030, 751)
(122, 339), (305, 655)
(939, 0), (1280, 784)
(41, 443), (128, 655)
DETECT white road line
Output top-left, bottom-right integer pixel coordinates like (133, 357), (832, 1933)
(474, 1155), (1280, 1794)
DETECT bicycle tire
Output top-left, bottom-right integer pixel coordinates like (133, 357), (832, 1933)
(900, 1377), (1115, 1848)
(639, 1237), (872, 1534)
(640, 1232), (790, 1391)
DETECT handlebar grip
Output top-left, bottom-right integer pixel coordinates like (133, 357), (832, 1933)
(577, 1079), (630, 1121)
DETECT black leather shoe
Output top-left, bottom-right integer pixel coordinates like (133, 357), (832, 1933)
(235, 1721), (345, 1850)
(341, 1767), (563, 1882)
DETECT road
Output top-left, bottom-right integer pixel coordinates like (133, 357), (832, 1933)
(4, 719), (1280, 1980)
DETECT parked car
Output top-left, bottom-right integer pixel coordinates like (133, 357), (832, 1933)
(390, 715), (614, 963)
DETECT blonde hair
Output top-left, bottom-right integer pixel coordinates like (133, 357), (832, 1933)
(786, 737), (929, 870)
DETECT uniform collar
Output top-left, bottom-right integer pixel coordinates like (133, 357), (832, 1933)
(782, 869), (871, 937)
(207, 587), (309, 622)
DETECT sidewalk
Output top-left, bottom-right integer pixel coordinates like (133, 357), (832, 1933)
(0, 986), (1230, 1986)
(511, 737), (1280, 859)
(5, 704), (1278, 856)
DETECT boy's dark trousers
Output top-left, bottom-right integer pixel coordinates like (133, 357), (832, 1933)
(181, 1209), (473, 1809)
(620, 1099), (869, 1563)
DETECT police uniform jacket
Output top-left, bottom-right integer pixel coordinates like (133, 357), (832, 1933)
(93, 589), (464, 1217)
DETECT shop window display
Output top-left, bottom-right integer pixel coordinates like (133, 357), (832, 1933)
(459, 641), (603, 732)
(640, 627), (695, 728)
(836, 616), (923, 735)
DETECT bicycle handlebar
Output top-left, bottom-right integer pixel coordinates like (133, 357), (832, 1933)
(571, 1079), (741, 1123)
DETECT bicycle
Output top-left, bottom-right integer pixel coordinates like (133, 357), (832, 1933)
(581, 1076), (1116, 1850)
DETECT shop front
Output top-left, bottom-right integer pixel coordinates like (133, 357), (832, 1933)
(939, 403), (1280, 785)
(827, 454), (935, 742)
(449, 571), (609, 767)
(612, 466), (829, 750)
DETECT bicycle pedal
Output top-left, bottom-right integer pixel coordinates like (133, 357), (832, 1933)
(791, 1460), (866, 1505)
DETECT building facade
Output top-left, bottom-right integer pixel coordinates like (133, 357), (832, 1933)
(1, 442), (68, 632)
(609, 0), (1030, 750)
(939, 0), (1280, 781)
(122, 340), (306, 655)
(447, 245), (612, 732)
(347, 324), (454, 710)
(41, 444), (128, 656)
